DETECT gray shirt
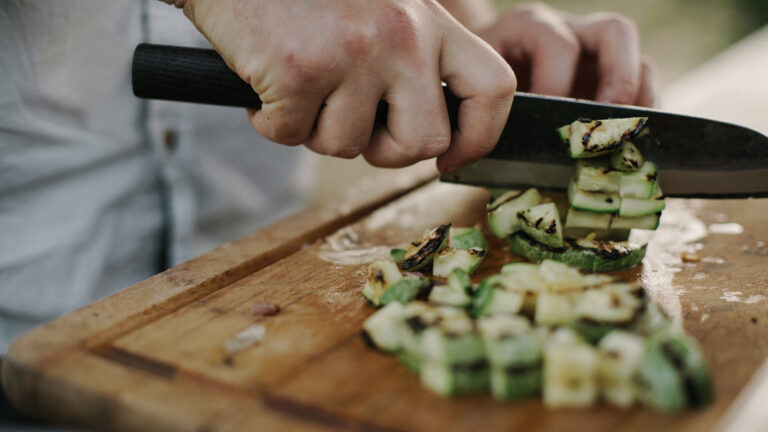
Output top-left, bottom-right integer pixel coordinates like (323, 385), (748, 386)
(0, 0), (314, 351)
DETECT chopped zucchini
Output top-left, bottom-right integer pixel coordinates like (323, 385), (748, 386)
(477, 315), (541, 367)
(619, 161), (659, 199)
(380, 274), (432, 306)
(565, 208), (612, 230)
(610, 213), (661, 230)
(619, 198), (666, 218)
(487, 189), (542, 239)
(568, 180), (621, 213)
(556, 124), (571, 143)
(362, 301), (407, 352)
(654, 331), (714, 408)
(362, 260), (403, 306)
(575, 159), (621, 193)
(390, 248), (406, 264)
(450, 227), (488, 250)
(597, 330), (645, 407)
(428, 268), (473, 307)
(611, 141), (645, 172)
(538, 259), (585, 293)
(420, 359), (490, 396)
(517, 202), (564, 248)
(543, 338), (599, 407)
(635, 337), (688, 413)
(567, 237), (648, 273)
(400, 302), (443, 355)
(401, 224), (450, 271)
(574, 282), (645, 325)
(535, 292), (580, 326)
(565, 117), (648, 158)
(508, 232), (647, 273)
(499, 262), (542, 315)
(432, 247), (486, 277)
(472, 274), (525, 317)
(421, 314), (485, 365)
(490, 366), (542, 401)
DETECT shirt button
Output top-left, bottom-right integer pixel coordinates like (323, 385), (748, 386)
(163, 129), (178, 153)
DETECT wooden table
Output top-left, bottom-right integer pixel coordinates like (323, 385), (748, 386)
(3, 26), (768, 432)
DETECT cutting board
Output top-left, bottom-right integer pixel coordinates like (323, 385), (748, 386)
(5, 25), (768, 432)
(2, 154), (768, 431)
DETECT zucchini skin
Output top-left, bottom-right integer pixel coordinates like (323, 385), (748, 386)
(508, 232), (647, 273)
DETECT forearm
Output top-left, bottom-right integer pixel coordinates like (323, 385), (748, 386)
(438, 0), (496, 31)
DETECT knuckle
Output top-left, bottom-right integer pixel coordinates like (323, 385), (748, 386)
(280, 50), (335, 89)
(415, 133), (451, 159)
(599, 14), (638, 39)
(267, 115), (310, 145)
(328, 144), (364, 159)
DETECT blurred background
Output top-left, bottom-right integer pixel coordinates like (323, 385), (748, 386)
(311, 0), (768, 203)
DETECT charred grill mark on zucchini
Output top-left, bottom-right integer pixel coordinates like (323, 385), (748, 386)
(582, 120), (603, 150)
(452, 360), (489, 373)
(566, 238), (631, 260)
(504, 361), (543, 375)
(402, 224), (450, 271)
(545, 220), (557, 234)
(518, 232), (568, 253)
(487, 190), (525, 211)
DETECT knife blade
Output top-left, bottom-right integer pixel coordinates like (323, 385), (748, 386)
(131, 44), (768, 198)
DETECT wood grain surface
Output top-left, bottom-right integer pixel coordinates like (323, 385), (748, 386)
(3, 26), (768, 432)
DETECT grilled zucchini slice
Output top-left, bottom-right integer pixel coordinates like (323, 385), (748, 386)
(565, 208), (612, 230)
(619, 161), (659, 199)
(564, 117), (648, 158)
(401, 224), (450, 271)
(619, 198), (666, 218)
(472, 274), (526, 317)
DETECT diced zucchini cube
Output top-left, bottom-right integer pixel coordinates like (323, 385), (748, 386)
(450, 227), (488, 250)
(362, 260), (403, 306)
(517, 202), (564, 248)
(538, 259), (585, 293)
(362, 301), (407, 352)
(575, 159), (621, 193)
(619, 161), (659, 199)
(428, 268), (473, 307)
(568, 180), (621, 213)
(535, 292), (580, 326)
(420, 360), (490, 396)
(487, 189), (542, 239)
(432, 247), (486, 277)
(597, 331), (645, 408)
(380, 274), (431, 306)
(472, 275), (525, 317)
(490, 366), (542, 401)
(543, 343), (599, 407)
(619, 198), (666, 218)
(611, 141), (645, 172)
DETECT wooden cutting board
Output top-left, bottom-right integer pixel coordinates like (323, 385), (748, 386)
(2, 155), (767, 431)
(4, 25), (768, 432)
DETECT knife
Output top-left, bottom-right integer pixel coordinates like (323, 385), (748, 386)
(132, 43), (768, 198)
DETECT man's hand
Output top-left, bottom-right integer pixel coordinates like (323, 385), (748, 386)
(174, 0), (516, 173)
(478, 3), (658, 107)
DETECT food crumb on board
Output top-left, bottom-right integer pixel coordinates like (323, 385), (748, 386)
(224, 324), (267, 354)
(752, 317), (759, 324)
(252, 302), (281, 316)
(681, 252), (701, 263)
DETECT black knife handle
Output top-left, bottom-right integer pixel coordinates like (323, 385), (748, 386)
(132, 43), (263, 108)
(131, 43), (460, 128)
